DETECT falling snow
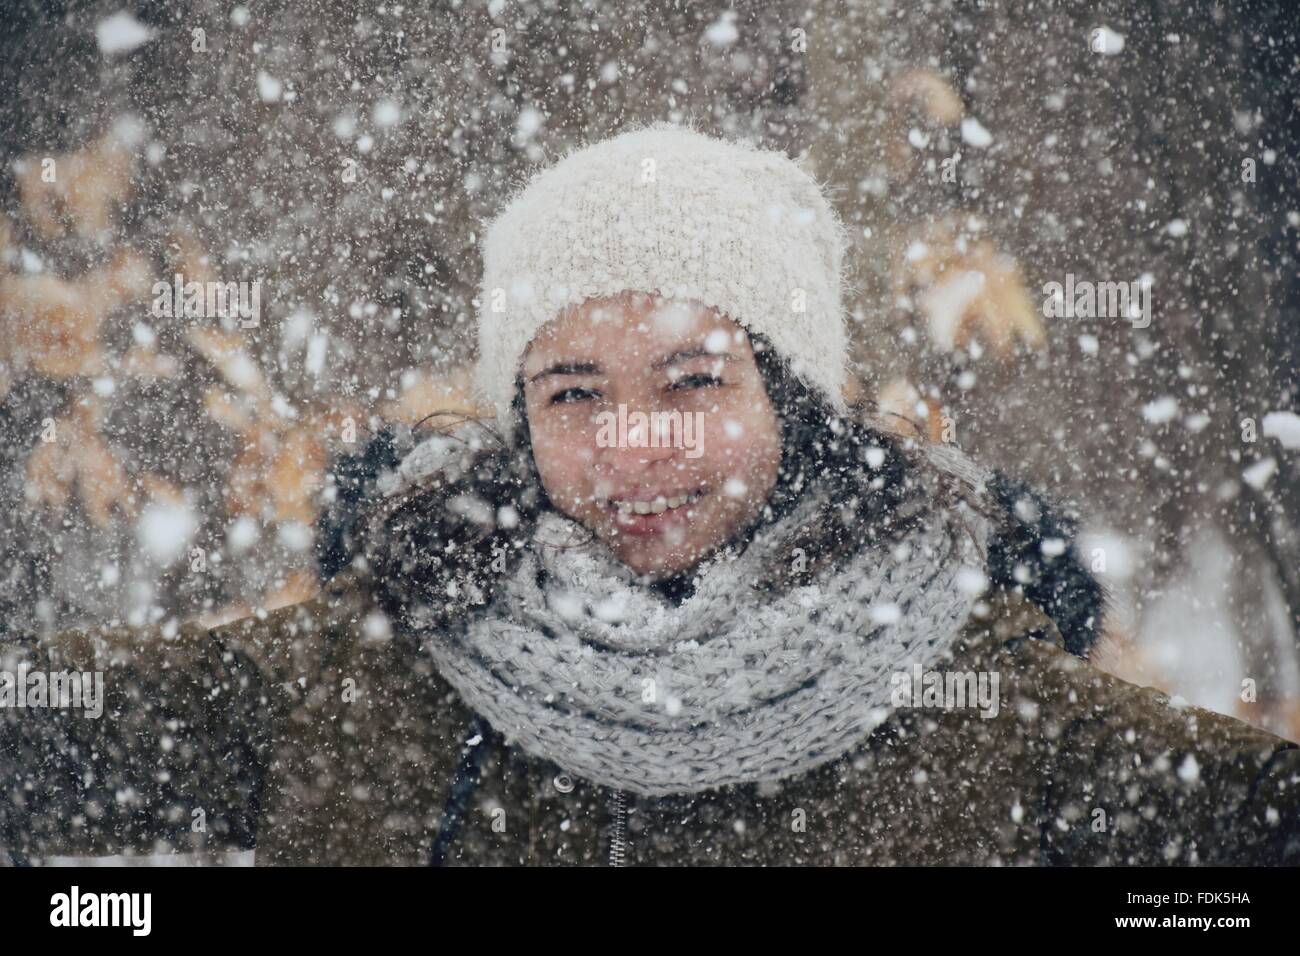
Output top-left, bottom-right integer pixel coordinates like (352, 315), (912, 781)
(1, 0), (1297, 872)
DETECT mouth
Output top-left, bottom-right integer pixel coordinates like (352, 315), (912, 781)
(605, 489), (705, 534)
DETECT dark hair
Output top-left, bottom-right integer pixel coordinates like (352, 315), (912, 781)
(350, 336), (975, 630)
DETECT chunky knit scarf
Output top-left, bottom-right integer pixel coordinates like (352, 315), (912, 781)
(405, 440), (997, 797)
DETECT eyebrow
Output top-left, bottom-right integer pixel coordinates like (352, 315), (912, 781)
(650, 348), (733, 370)
(527, 361), (602, 383)
(526, 349), (734, 383)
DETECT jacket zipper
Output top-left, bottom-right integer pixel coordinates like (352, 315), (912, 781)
(607, 788), (628, 866)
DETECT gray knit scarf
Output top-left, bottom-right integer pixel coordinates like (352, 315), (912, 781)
(404, 439), (996, 797)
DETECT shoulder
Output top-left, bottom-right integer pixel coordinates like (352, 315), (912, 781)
(1023, 634), (1298, 862)
(211, 573), (470, 715)
(1006, 631), (1296, 782)
(837, 590), (1298, 864)
(959, 593), (1299, 863)
(222, 574), (479, 864)
(210, 572), (373, 680)
(957, 589), (1294, 766)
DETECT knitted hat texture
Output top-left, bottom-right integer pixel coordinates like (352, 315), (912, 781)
(475, 122), (849, 425)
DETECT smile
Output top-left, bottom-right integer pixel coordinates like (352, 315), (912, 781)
(610, 491), (702, 517)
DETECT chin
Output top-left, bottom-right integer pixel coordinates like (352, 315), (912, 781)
(573, 499), (759, 580)
(608, 532), (726, 579)
(616, 551), (697, 580)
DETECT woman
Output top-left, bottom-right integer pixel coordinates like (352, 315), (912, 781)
(3, 125), (1296, 866)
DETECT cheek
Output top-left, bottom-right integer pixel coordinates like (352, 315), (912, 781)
(703, 407), (781, 490)
(528, 418), (597, 502)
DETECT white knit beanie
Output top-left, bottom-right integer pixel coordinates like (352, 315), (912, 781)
(475, 122), (849, 428)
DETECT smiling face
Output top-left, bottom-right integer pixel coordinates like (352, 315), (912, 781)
(521, 291), (783, 578)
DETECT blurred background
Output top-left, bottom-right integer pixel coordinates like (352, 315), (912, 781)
(1, 0), (1297, 739)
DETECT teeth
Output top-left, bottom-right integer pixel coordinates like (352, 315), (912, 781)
(614, 493), (696, 516)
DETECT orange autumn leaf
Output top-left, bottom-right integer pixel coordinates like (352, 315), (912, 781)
(118, 346), (180, 380)
(875, 377), (946, 442)
(187, 327), (273, 405)
(14, 128), (137, 242)
(197, 568), (321, 630)
(895, 222), (1046, 356)
(382, 368), (485, 425)
(166, 226), (217, 286)
(0, 248), (151, 378)
(891, 69), (964, 125)
(225, 419), (326, 526)
(266, 425), (326, 526)
(25, 398), (136, 529)
(202, 385), (253, 432)
(225, 421), (277, 519)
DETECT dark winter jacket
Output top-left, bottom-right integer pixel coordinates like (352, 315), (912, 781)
(2, 569), (1297, 866)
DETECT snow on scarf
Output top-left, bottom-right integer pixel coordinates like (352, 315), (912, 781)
(399, 436), (996, 797)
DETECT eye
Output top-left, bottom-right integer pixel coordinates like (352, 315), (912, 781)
(549, 386), (599, 405)
(668, 373), (723, 391)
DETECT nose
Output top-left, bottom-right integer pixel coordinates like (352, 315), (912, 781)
(594, 436), (677, 475)
(592, 402), (681, 475)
